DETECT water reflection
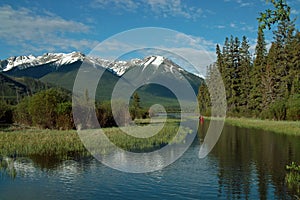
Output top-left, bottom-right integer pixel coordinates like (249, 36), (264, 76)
(0, 121), (299, 199)
(198, 120), (300, 199)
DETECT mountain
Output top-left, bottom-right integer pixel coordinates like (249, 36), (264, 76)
(0, 52), (142, 77)
(1, 52), (204, 108)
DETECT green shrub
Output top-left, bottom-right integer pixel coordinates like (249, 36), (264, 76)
(286, 94), (300, 121)
(13, 97), (31, 125)
(269, 99), (286, 120)
(0, 100), (13, 123)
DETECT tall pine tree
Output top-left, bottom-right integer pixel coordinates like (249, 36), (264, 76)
(249, 28), (267, 114)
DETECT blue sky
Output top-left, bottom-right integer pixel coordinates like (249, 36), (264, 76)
(1, 0), (299, 64)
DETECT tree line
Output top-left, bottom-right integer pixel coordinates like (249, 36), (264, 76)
(0, 88), (148, 129)
(198, 0), (300, 120)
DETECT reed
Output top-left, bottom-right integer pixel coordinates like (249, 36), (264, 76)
(0, 120), (191, 157)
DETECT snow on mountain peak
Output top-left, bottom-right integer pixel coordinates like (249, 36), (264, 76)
(0, 53), (201, 78)
(0, 52), (85, 72)
(142, 56), (166, 72)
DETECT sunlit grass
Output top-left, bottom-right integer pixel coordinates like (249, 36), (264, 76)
(0, 119), (192, 157)
(224, 117), (300, 135)
(0, 129), (87, 157)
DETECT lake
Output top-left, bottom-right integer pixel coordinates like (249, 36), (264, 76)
(1, 121), (299, 199)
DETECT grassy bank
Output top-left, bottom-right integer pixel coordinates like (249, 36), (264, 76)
(0, 120), (191, 157)
(0, 128), (87, 157)
(225, 117), (300, 136)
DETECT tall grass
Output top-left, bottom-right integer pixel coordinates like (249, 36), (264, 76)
(0, 120), (192, 157)
(0, 129), (87, 157)
(225, 117), (300, 135)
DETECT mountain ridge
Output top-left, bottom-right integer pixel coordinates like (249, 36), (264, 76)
(0, 52), (203, 78)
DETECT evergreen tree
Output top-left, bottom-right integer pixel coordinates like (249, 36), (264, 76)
(249, 28), (267, 114)
(198, 83), (210, 116)
(131, 92), (141, 120)
(222, 37), (233, 106)
(216, 44), (224, 74)
(238, 36), (252, 112)
(262, 43), (277, 109)
(289, 31), (300, 95)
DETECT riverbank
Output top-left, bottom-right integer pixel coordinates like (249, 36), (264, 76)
(0, 119), (191, 157)
(224, 117), (300, 136)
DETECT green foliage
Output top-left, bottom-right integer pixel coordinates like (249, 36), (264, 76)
(95, 101), (116, 128)
(130, 92), (144, 120)
(285, 162), (300, 195)
(13, 97), (32, 125)
(200, 35), (251, 116)
(0, 100), (13, 123)
(269, 99), (287, 120)
(197, 83), (211, 116)
(286, 94), (300, 120)
(199, 0), (299, 121)
(258, 0), (291, 30)
(0, 156), (17, 179)
(28, 88), (70, 129)
(14, 88), (73, 129)
(56, 102), (74, 130)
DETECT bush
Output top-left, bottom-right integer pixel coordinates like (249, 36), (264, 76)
(56, 102), (74, 130)
(28, 88), (70, 129)
(95, 101), (116, 128)
(286, 94), (300, 121)
(268, 99), (286, 120)
(0, 100), (13, 123)
(14, 88), (73, 129)
(13, 97), (32, 125)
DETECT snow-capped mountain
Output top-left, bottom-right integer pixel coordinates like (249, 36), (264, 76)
(0, 52), (204, 105)
(0, 52), (85, 72)
(0, 52), (196, 77)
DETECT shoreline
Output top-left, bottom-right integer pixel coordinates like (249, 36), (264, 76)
(223, 117), (300, 136)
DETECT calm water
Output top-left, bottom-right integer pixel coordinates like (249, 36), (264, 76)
(1, 121), (300, 199)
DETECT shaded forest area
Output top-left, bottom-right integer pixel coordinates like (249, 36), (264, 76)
(198, 0), (300, 120)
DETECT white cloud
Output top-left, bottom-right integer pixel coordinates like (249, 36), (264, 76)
(172, 33), (216, 51)
(92, 0), (205, 19)
(0, 5), (97, 56)
(224, 0), (253, 7)
(230, 23), (236, 28)
(216, 25), (226, 29)
(291, 9), (299, 15)
(170, 47), (216, 75)
(92, 0), (139, 11)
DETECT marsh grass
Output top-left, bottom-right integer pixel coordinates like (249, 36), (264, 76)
(0, 129), (88, 157)
(103, 124), (192, 152)
(0, 120), (191, 157)
(223, 117), (300, 135)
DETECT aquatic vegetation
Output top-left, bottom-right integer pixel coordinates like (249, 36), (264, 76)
(0, 129), (88, 157)
(285, 162), (300, 196)
(0, 120), (192, 157)
(0, 156), (16, 179)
